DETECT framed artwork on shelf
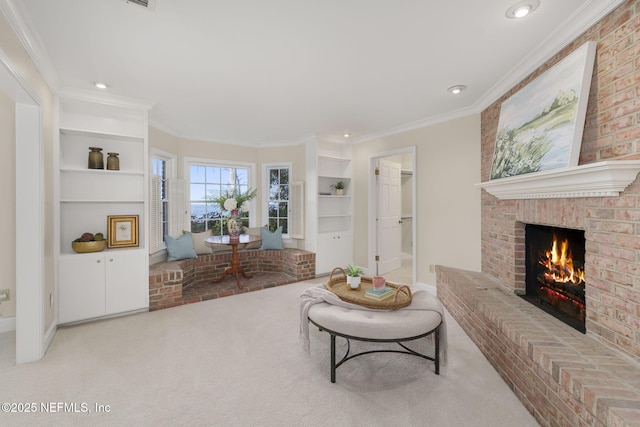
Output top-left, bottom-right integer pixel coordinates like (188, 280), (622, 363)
(107, 215), (139, 248)
(490, 41), (596, 180)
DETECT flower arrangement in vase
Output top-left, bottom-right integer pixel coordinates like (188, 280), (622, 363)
(212, 187), (258, 240)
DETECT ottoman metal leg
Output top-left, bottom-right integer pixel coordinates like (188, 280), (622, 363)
(435, 327), (440, 375)
(330, 334), (336, 383)
(309, 316), (442, 383)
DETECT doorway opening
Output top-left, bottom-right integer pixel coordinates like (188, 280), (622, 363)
(368, 147), (416, 285)
(0, 48), (46, 364)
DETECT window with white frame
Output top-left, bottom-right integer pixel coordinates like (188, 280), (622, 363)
(150, 150), (177, 253)
(188, 161), (254, 235)
(264, 163), (291, 235)
(152, 157), (169, 239)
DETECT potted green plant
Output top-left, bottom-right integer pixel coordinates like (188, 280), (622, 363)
(330, 181), (345, 196)
(345, 263), (363, 289)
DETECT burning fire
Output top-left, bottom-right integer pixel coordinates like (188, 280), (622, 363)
(539, 234), (585, 285)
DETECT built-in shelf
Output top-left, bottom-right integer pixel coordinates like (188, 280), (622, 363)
(60, 168), (143, 176)
(476, 161), (640, 199)
(316, 141), (353, 274)
(60, 199), (144, 203)
(60, 128), (144, 142)
(57, 94), (150, 324)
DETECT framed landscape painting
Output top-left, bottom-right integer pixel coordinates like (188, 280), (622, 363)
(490, 41), (596, 180)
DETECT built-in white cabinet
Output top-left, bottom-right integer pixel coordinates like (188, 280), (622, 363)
(316, 232), (353, 274)
(56, 93), (152, 324)
(315, 141), (353, 274)
(58, 250), (148, 324)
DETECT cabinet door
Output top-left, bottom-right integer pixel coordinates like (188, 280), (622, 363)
(316, 232), (353, 275)
(105, 250), (148, 315)
(59, 254), (106, 323)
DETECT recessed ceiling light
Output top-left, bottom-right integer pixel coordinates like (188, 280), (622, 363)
(447, 85), (467, 95)
(93, 82), (108, 89)
(506, 0), (540, 19)
(343, 133), (351, 138)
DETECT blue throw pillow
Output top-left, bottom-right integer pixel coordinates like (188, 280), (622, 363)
(165, 233), (198, 261)
(260, 227), (283, 250)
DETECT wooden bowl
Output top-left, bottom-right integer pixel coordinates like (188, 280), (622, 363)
(72, 240), (107, 253)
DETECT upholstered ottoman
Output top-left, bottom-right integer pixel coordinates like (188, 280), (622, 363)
(307, 291), (443, 383)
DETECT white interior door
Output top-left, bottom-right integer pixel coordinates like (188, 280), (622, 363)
(377, 158), (402, 274)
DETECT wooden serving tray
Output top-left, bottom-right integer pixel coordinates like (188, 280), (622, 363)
(326, 267), (412, 309)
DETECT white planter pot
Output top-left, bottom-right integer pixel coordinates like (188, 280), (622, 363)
(347, 275), (361, 289)
(335, 189), (344, 196)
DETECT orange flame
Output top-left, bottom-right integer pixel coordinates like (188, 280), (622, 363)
(539, 234), (585, 285)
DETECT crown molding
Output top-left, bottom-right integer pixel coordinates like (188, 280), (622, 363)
(0, 0), (61, 91)
(476, 161), (640, 200)
(3, 0), (626, 146)
(148, 118), (182, 139)
(355, 0), (625, 145)
(353, 105), (478, 144)
(59, 86), (156, 111)
(0, 40), (39, 104)
(253, 132), (319, 148)
(474, 0), (625, 116)
(149, 122), (318, 148)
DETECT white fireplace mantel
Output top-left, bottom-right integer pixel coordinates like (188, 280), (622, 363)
(476, 160), (640, 199)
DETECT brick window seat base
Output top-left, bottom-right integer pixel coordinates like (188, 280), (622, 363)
(149, 248), (315, 311)
(436, 266), (640, 427)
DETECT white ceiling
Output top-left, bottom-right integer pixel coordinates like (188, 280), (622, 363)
(12, 0), (624, 146)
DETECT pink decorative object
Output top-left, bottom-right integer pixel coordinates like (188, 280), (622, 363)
(372, 276), (386, 290)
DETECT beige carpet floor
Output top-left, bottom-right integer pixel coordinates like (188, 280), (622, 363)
(0, 279), (538, 427)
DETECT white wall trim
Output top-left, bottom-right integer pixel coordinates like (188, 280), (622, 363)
(0, 316), (16, 333)
(58, 86), (155, 111)
(0, 42), (47, 363)
(352, 0), (625, 146)
(150, 147), (178, 172)
(183, 156), (258, 227)
(15, 102), (45, 364)
(368, 146), (417, 283)
(476, 0), (624, 120)
(261, 161), (292, 231)
(4, 0), (622, 149)
(354, 106), (477, 145)
(43, 321), (56, 353)
(0, 0), (61, 91)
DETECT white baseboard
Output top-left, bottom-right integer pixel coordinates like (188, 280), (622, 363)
(0, 316), (16, 333)
(415, 282), (437, 296)
(43, 322), (57, 354)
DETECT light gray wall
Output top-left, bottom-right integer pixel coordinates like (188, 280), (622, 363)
(0, 89), (15, 318)
(352, 114), (482, 286)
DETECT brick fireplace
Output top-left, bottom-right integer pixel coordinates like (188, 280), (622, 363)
(438, 1), (640, 426)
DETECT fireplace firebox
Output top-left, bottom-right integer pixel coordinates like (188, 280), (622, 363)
(522, 224), (586, 333)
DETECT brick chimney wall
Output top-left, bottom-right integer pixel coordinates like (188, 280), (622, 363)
(481, 0), (640, 362)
